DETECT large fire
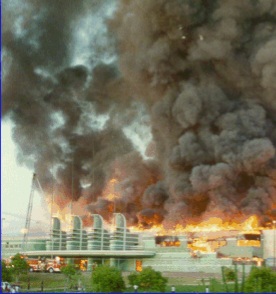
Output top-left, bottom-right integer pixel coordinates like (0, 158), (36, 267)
(130, 215), (263, 235)
(46, 189), (266, 257)
(130, 215), (264, 255)
(45, 175), (266, 252)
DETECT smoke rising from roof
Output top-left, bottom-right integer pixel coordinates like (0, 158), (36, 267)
(2, 0), (276, 227)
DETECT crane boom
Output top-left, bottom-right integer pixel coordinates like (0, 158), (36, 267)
(21, 173), (37, 251)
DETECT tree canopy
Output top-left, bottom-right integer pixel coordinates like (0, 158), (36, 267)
(244, 266), (276, 293)
(61, 264), (78, 280)
(61, 263), (81, 290)
(128, 266), (168, 292)
(91, 265), (125, 293)
(1, 260), (13, 282)
(10, 253), (29, 282)
(223, 266), (236, 282)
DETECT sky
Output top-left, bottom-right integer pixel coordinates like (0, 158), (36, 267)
(1, 119), (50, 236)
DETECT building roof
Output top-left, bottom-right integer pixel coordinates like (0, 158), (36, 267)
(23, 249), (156, 258)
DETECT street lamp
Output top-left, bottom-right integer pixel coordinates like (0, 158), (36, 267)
(273, 220), (276, 269)
(133, 285), (138, 293)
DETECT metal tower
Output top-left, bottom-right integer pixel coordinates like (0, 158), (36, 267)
(21, 173), (37, 251)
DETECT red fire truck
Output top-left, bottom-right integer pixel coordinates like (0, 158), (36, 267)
(27, 257), (65, 273)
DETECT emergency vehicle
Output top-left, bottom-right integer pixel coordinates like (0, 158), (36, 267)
(27, 257), (64, 273)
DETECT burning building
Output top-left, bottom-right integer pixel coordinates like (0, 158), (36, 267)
(2, 213), (275, 274)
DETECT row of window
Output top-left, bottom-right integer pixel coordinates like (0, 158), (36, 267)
(3, 243), (22, 249)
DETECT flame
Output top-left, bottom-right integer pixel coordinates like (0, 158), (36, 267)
(106, 194), (116, 201)
(102, 178), (121, 216)
(130, 215), (263, 235)
(135, 260), (142, 272)
(237, 239), (261, 247)
(103, 178), (119, 203)
(52, 205), (74, 232)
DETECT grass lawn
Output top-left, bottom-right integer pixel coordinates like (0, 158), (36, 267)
(13, 271), (241, 293)
(16, 272), (92, 292)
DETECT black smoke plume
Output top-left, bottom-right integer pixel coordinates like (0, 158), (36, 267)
(2, 0), (276, 227)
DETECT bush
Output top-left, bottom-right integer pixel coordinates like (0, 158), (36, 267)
(244, 266), (276, 292)
(223, 267), (236, 281)
(61, 264), (77, 280)
(1, 260), (13, 282)
(91, 265), (125, 293)
(10, 253), (29, 282)
(128, 266), (168, 292)
(61, 264), (80, 289)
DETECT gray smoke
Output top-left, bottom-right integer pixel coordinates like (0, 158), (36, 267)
(2, 0), (276, 227)
(111, 0), (276, 225)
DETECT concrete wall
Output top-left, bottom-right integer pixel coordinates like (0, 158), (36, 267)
(262, 229), (276, 259)
(142, 252), (233, 273)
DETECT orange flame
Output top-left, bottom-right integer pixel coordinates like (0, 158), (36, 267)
(130, 215), (263, 235)
(103, 178), (119, 203)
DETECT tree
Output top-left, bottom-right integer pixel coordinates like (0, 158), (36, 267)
(1, 260), (13, 282)
(128, 266), (168, 292)
(10, 253), (29, 282)
(244, 266), (276, 293)
(91, 265), (125, 293)
(223, 266), (236, 282)
(61, 264), (80, 290)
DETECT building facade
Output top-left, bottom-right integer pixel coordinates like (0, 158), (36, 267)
(1, 213), (275, 273)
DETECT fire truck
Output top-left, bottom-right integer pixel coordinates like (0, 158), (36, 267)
(27, 257), (64, 273)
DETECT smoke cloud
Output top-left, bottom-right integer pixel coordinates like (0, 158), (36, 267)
(2, 0), (276, 227)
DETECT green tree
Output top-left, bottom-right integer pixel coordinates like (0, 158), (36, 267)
(128, 266), (168, 292)
(1, 260), (13, 282)
(91, 265), (125, 293)
(244, 266), (276, 293)
(223, 266), (236, 282)
(61, 264), (80, 290)
(10, 253), (29, 282)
